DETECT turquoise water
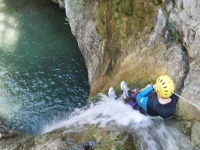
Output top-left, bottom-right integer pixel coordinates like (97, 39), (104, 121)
(0, 0), (89, 134)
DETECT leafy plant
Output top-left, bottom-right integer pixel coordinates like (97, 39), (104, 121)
(112, 0), (120, 19)
(114, 12), (119, 19)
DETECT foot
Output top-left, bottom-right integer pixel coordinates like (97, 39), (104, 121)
(120, 81), (131, 99)
(108, 87), (118, 100)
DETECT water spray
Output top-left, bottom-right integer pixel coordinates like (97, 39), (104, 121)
(174, 92), (200, 111)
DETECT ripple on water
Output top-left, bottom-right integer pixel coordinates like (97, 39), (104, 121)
(0, 0), (89, 134)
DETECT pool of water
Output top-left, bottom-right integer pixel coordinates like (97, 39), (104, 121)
(0, 0), (89, 134)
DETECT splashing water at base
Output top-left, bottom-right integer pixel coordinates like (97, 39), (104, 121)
(43, 95), (194, 150)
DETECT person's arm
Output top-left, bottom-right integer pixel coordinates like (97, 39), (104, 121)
(137, 86), (154, 98)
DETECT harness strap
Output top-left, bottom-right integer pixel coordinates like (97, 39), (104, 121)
(128, 91), (140, 110)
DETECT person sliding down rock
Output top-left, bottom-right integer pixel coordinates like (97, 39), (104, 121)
(108, 75), (179, 119)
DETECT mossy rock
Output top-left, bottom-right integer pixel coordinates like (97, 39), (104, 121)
(121, 0), (133, 16)
(152, 0), (162, 5)
(87, 93), (102, 105)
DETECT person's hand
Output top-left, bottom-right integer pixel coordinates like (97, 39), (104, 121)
(153, 84), (156, 90)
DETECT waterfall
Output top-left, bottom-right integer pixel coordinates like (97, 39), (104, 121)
(43, 94), (194, 150)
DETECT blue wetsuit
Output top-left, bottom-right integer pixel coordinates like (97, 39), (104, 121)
(137, 86), (178, 118)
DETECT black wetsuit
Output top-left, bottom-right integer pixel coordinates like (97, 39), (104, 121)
(147, 92), (178, 118)
(137, 86), (179, 119)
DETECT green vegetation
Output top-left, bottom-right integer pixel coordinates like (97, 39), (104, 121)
(114, 84), (122, 96)
(118, 20), (126, 38)
(96, 1), (107, 39)
(167, 22), (179, 43)
(87, 93), (102, 106)
(152, 0), (162, 5)
(112, 0), (120, 19)
(121, 0), (133, 16)
(125, 74), (150, 90)
(129, 0), (155, 39)
(112, 59), (115, 68)
(114, 11), (119, 19)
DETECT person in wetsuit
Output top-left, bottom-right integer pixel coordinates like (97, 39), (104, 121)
(137, 75), (178, 118)
(108, 75), (179, 119)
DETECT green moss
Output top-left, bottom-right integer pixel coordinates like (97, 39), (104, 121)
(121, 0), (133, 16)
(97, 1), (107, 39)
(124, 134), (137, 150)
(136, 11), (144, 19)
(115, 144), (124, 150)
(167, 22), (179, 43)
(112, 59), (115, 68)
(114, 12), (119, 19)
(145, 6), (153, 14)
(126, 74), (150, 90)
(112, 0), (120, 19)
(129, 2), (144, 38)
(105, 45), (122, 76)
(128, 0), (157, 39)
(82, 129), (98, 141)
(152, 0), (162, 5)
(117, 20), (126, 38)
(87, 93), (102, 105)
(117, 20), (120, 29)
(114, 84), (122, 96)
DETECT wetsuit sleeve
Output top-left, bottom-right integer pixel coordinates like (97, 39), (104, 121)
(138, 86), (154, 97)
(137, 86), (154, 111)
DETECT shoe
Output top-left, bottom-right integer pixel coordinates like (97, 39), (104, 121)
(120, 81), (131, 99)
(108, 87), (118, 100)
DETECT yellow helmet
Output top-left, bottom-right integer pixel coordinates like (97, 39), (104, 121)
(156, 75), (175, 98)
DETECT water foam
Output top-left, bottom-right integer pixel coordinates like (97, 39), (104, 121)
(43, 95), (150, 133)
(43, 95), (194, 150)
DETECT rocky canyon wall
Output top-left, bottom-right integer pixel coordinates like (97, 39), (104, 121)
(63, 0), (200, 147)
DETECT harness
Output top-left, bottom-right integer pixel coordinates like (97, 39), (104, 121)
(128, 91), (140, 110)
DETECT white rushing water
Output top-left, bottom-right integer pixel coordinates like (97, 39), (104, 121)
(43, 94), (194, 150)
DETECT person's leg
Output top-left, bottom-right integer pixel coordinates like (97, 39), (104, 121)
(137, 96), (148, 111)
(108, 87), (118, 100)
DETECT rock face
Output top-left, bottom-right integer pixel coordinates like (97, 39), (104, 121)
(0, 125), (137, 150)
(169, 1), (200, 148)
(64, 0), (189, 96)
(63, 0), (200, 148)
(167, 0), (200, 108)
